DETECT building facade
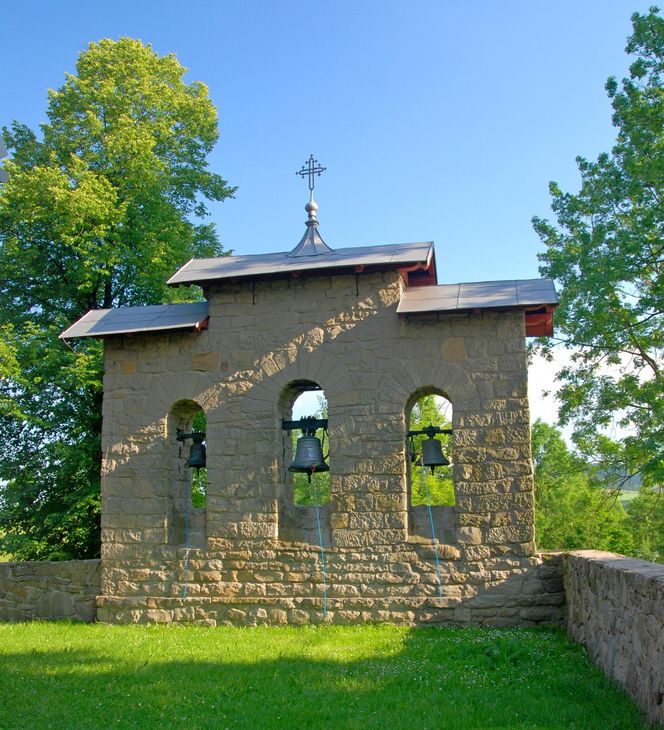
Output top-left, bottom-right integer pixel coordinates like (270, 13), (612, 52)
(64, 203), (563, 626)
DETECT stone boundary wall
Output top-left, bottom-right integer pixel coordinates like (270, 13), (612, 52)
(0, 559), (101, 622)
(564, 550), (664, 727)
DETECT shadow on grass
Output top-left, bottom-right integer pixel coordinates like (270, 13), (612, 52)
(0, 626), (647, 730)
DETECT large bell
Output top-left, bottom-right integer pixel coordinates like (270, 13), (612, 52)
(187, 432), (207, 470)
(421, 436), (449, 474)
(289, 435), (328, 482)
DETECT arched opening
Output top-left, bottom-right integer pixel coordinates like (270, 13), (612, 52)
(409, 394), (454, 507)
(406, 389), (456, 543)
(291, 389), (330, 506)
(167, 400), (207, 548)
(278, 380), (331, 545)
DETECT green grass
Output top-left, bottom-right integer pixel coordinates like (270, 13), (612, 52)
(0, 623), (647, 729)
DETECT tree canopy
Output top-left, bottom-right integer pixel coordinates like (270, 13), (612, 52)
(531, 420), (633, 553)
(532, 419), (663, 560)
(0, 38), (235, 559)
(532, 8), (663, 488)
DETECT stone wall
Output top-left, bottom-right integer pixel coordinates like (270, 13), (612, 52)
(97, 550), (563, 626)
(0, 559), (100, 622)
(98, 270), (562, 626)
(565, 550), (664, 727)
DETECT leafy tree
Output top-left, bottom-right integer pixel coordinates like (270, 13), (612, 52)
(626, 483), (664, 561)
(532, 420), (633, 553)
(0, 38), (234, 559)
(532, 8), (663, 489)
(409, 394), (454, 506)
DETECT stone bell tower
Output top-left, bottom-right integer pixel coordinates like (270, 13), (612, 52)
(62, 157), (563, 626)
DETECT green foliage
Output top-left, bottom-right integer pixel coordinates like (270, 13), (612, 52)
(532, 420), (634, 553)
(191, 411), (207, 509)
(191, 473), (207, 509)
(0, 624), (647, 729)
(626, 483), (664, 561)
(532, 8), (663, 489)
(293, 469), (331, 506)
(0, 38), (234, 559)
(409, 394), (454, 506)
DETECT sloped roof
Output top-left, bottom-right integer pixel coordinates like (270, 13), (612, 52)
(168, 241), (435, 286)
(397, 279), (558, 315)
(60, 302), (209, 339)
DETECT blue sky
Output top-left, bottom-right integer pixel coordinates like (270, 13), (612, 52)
(2, 1), (652, 431)
(3, 0), (652, 284)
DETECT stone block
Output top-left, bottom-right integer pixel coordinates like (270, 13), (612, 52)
(486, 525), (534, 543)
(367, 529), (406, 545)
(333, 530), (367, 548)
(441, 337), (468, 362)
(519, 606), (558, 622)
(120, 360), (137, 375)
(330, 512), (349, 529)
(463, 545), (491, 561)
(290, 609), (311, 625)
(374, 494), (407, 511)
(457, 527), (483, 545)
(349, 512), (385, 530)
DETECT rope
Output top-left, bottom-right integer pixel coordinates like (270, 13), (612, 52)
(315, 503), (328, 620)
(311, 466), (328, 621)
(282, 431), (288, 482)
(181, 468), (191, 600)
(421, 465), (444, 608)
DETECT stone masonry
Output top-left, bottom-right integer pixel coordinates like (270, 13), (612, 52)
(0, 559), (100, 622)
(97, 270), (564, 626)
(565, 550), (664, 727)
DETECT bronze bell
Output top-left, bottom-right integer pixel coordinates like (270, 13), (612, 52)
(187, 432), (206, 470)
(421, 436), (449, 474)
(289, 435), (328, 482)
(176, 430), (207, 470)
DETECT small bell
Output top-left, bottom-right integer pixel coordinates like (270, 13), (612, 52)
(289, 434), (328, 483)
(187, 432), (206, 470)
(177, 430), (206, 470)
(421, 436), (449, 474)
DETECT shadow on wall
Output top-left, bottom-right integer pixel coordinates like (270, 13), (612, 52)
(184, 286), (391, 415)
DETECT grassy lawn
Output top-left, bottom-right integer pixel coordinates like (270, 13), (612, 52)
(0, 623), (646, 730)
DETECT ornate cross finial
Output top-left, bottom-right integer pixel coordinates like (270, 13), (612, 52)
(296, 154), (326, 200)
(288, 154), (334, 257)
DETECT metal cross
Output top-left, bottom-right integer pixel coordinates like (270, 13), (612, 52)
(296, 154), (326, 194)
